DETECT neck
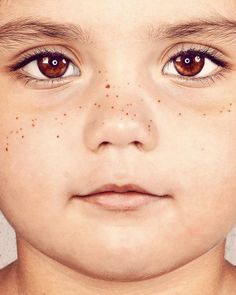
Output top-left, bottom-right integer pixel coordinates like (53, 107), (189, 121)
(11, 237), (233, 295)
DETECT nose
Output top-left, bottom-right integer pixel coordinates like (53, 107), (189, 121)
(83, 102), (158, 152)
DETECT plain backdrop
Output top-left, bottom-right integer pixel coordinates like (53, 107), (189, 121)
(1, 210), (236, 269)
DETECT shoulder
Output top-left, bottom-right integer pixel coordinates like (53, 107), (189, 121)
(0, 261), (18, 295)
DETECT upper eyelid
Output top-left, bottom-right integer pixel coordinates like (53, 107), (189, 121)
(7, 46), (80, 72)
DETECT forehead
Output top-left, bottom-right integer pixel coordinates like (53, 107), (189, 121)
(0, 0), (235, 30)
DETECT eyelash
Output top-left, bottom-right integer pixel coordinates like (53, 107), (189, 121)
(9, 47), (79, 88)
(163, 45), (232, 86)
(8, 45), (232, 88)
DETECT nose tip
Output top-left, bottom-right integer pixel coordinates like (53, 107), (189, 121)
(84, 118), (157, 152)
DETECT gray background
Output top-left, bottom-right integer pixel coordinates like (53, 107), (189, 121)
(1, 210), (236, 269)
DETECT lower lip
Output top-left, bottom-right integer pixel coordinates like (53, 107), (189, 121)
(74, 192), (164, 210)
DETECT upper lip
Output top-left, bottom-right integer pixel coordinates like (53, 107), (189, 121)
(79, 183), (159, 197)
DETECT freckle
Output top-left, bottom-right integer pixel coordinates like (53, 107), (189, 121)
(55, 118), (58, 120)
(227, 109), (231, 112)
(111, 106), (114, 109)
(5, 147), (8, 152)
(127, 82), (130, 85)
(16, 130), (19, 134)
(138, 84), (141, 87)
(105, 84), (110, 89)
(79, 106), (82, 109)
(60, 122), (63, 125)
(149, 120), (153, 122)
(220, 110), (223, 113)
(16, 117), (19, 120)
(203, 113), (206, 116)
(148, 125), (151, 128)
(94, 103), (97, 106)
(98, 104), (101, 108)
(6, 142), (8, 145)
(21, 135), (24, 139)
(229, 103), (232, 106)
(116, 95), (119, 98)
(57, 135), (60, 138)
(20, 128), (22, 131)
(10, 131), (14, 134)
(126, 113), (129, 115)
(98, 70), (102, 74)
(63, 113), (67, 116)
(106, 94), (109, 97)
(158, 100), (161, 103)
(32, 124), (35, 127)
(134, 114), (137, 117)
(178, 113), (182, 116)
(6, 136), (8, 139)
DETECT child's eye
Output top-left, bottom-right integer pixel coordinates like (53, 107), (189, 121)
(163, 52), (217, 78)
(9, 48), (81, 89)
(23, 54), (80, 79)
(162, 46), (232, 87)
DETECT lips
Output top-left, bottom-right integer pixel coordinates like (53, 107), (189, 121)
(74, 183), (168, 210)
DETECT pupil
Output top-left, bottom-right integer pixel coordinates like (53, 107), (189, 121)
(51, 59), (59, 66)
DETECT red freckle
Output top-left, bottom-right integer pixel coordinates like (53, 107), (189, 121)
(105, 84), (110, 89)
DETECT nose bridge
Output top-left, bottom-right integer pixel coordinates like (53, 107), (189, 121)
(82, 42), (157, 153)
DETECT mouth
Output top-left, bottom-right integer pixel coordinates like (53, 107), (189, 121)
(72, 183), (169, 211)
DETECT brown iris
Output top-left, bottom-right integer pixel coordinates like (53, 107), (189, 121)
(37, 55), (69, 78)
(174, 52), (205, 77)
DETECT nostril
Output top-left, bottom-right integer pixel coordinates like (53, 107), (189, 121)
(133, 141), (143, 149)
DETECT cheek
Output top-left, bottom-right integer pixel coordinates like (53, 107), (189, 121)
(169, 116), (236, 242)
(0, 113), (78, 219)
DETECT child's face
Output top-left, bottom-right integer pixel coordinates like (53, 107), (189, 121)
(0, 0), (236, 281)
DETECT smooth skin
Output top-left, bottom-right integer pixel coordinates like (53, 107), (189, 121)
(0, 0), (236, 294)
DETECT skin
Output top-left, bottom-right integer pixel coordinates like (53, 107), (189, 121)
(0, 0), (236, 294)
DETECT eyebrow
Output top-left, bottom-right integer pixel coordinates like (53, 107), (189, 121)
(145, 16), (236, 43)
(0, 16), (236, 50)
(0, 17), (94, 49)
